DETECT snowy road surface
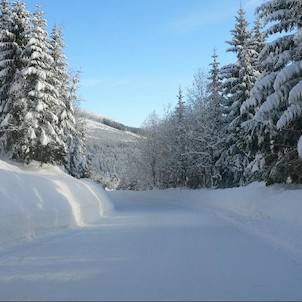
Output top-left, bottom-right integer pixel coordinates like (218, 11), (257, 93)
(0, 190), (302, 301)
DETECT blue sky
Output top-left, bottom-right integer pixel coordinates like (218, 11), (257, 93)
(25, 0), (263, 127)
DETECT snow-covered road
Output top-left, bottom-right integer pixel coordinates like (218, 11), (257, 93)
(0, 190), (302, 301)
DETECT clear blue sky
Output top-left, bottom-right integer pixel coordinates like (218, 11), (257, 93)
(25, 0), (263, 127)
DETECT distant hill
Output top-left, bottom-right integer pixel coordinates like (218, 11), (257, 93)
(83, 111), (143, 190)
(84, 111), (145, 136)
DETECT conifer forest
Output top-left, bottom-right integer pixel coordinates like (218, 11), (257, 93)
(0, 0), (302, 190)
(0, 0), (88, 178)
(134, 1), (302, 190)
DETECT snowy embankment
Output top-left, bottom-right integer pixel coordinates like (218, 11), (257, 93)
(193, 182), (302, 224)
(198, 182), (302, 259)
(112, 182), (302, 260)
(114, 182), (302, 225)
(0, 160), (113, 248)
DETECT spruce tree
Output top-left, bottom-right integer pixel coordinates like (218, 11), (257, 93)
(243, 0), (302, 184)
(11, 5), (66, 163)
(207, 50), (223, 124)
(239, 18), (267, 183)
(65, 71), (88, 178)
(0, 0), (13, 121)
(171, 87), (188, 187)
(49, 26), (88, 177)
(206, 50), (226, 187)
(148, 87), (190, 188)
(217, 6), (256, 187)
(0, 0), (30, 156)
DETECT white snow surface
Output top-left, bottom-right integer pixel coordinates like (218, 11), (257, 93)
(0, 160), (113, 248)
(0, 162), (302, 300)
(85, 118), (140, 139)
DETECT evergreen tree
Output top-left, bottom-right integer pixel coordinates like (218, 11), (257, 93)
(239, 18), (267, 183)
(0, 0), (13, 121)
(242, 0), (302, 184)
(155, 87), (189, 188)
(226, 6), (258, 128)
(0, 1), (88, 175)
(49, 25), (72, 132)
(206, 50), (226, 187)
(217, 6), (256, 187)
(49, 25), (84, 176)
(207, 50), (223, 124)
(49, 27), (88, 178)
(173, 86), (188, 187)
(251, 17), (266, 70)
(10, 5), (66, 163)
(65, 71), (89, 178)
(0, 0), (30, 156)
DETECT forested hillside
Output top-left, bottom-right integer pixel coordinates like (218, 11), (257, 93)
(84, 112), (141, 190)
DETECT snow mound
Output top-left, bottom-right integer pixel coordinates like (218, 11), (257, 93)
(184, 182), (302, 260)
(197, 182), (302, 226)
(0, 160), (113, 248)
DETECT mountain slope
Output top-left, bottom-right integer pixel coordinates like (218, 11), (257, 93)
(84, 112), (142, 190)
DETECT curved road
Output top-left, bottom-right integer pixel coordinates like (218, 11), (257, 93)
(0, 191), (302, 301)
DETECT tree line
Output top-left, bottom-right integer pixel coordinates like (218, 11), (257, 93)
(135, 0), (302, 189)
(0, 0), (88, 178)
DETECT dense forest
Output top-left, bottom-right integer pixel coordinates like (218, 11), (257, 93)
(0, 0), (301, 191)
(0, 0), (88, 178)
(131, 1), (302, 190)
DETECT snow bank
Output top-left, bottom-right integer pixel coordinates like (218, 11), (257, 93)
(193, 182), (302, 226)
(0, 160), (113, 248)
(183, 182), (302, 260)
(115, 182), (302, 226)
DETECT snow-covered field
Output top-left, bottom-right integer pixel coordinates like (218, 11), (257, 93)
(0, 160), (302, 301)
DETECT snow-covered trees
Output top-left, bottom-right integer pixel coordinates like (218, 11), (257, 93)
(136, 61), (225, 189)
(0, 0), (30, 155)
(136, 1), (302, 189)
(241, 0), (302, 184)
(184, 56), (225, 188)
(216, 6), (259, 187)
(0, 0), (14, 116)
(185, 69), (213, 188)
(134, 1), (302, 189)
(13, 5), (66, 163)
(49, 26), (88, 177)
(0, 1), (88, 178)
(1, 0), (301, 188)
(136, 112), (162, 188)
(168, 87), (189, 187)
(65, 71), (89, 178)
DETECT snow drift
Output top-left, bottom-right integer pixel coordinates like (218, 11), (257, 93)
(0, 160), (113, 248)
(111, 182), (302, 261)
(191, 182), (302, 225)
